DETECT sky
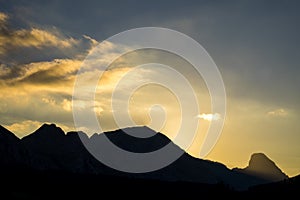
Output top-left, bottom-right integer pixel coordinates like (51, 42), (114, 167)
(0, 0), (300, 176)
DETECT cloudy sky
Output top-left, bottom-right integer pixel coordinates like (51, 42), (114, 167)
(0, 0), (300, 176)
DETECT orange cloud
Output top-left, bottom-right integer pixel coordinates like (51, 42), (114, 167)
(0, 59), (82, 87)
(10, 28), (77, 49)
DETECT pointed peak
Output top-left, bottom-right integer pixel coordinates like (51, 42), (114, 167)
(251, 152), (269, 159)
(29, 123), (65, 138)
(246, 152), (288, 181)
(248, 152), (274, 167)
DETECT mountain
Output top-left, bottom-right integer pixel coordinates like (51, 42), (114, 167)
(0, 123), (287, 192)
(0, 125), (22, 166)
(234, 153), (288, 182)
(101, 126), (171, 153)
(21, 124), (105, 173)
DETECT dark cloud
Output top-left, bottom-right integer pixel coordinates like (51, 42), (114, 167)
(0, 11), (96, 65)
(0, 59), (81, 91)
(18, 68), (73, 85)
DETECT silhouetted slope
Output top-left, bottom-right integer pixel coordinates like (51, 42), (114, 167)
(103, 126), (171, 153)
(234, 153), (288, 182)
(0, 125), (21, 166)
(21, 124), (108, 173)
(0, 123), (288, 191)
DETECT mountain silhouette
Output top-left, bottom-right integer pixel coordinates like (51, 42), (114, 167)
(21, 124), (105, 173)
(0, 125), (21, 166)
(101, 126), (170, 153)
(234, 153), (288, 182)
(0, 123), (296, 197)
(20, 124), (264, 189)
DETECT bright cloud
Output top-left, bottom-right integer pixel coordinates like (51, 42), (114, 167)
(61, 99), (72, 111)
(267, 108), (288, 117)
(93, 101), (104, 115)
(196, 113), (221, 121)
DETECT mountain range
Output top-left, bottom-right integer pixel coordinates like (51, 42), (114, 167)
(0, 123), (297, 197)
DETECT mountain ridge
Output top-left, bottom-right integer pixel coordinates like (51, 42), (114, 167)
(0, 123), (290, 191)
(233, 153), (288, 182)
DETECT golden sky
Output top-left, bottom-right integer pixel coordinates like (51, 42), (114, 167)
(1, 1), (300, 177)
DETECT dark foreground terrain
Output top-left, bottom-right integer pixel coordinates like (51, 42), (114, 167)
(2, 167), (299, 199)
(0, 124), (299, 198)
(1, 167), (233, 199)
